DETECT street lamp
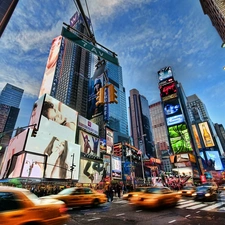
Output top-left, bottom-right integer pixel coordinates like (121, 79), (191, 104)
(139, 134), (146, 184)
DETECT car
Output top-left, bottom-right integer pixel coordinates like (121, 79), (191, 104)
(122, 187), (148, 201)
(193, 186), (218, 201)
(218, 183), (225, 191)
(178, 186), (196, 197)
(201, 182), (218, 192)
(0, 186), (69, 225)
(43, 187), (107, 208)
(129, 187), (181, 209)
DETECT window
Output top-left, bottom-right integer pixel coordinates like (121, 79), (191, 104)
(0, 192), (22, 212)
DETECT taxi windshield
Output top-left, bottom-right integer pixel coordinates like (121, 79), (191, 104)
(57, 188), (74, 195)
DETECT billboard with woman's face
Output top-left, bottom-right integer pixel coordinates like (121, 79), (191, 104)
(25, 129), (81, 180)
(78, 158), (104, 184)
(37, 94), (78, 143)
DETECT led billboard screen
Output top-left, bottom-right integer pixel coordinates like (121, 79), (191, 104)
(38, 94), (78, 143)
(25, 129), (81, 180)
(39, 36), (63, 98)
(192, 124), (202, 149)
(205, 151), (223, 171)
(106, 127), (114, 155)
(158, 66), (173, 82)
(198, 122), (215, 148)
(102, 154), (111, 182)
(160, 82), (177, 97)
(78, 158), (104, 184)
(111, 156), (122, 179)
(78, 130), (100, 157)
(164, 98), (184, 126)
(168, 123), (192, 154)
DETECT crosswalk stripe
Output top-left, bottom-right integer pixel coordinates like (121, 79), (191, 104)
(201, 202), (223, 211)
(176, 201), (201, 208)
(186, 203), (207, 209)
(177, 200), (194, 205)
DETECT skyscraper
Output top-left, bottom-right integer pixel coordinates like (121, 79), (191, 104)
(199, 0), (225, 43)
(0, 0), (19, 37)
(39, 12), (91, 118)
(129, 89), (154, 158)
(0, 83), (23, 158)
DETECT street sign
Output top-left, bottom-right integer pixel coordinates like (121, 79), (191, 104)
(61, 27), (119, 66)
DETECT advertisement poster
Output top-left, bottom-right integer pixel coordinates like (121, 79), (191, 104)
(158, 66), (173, 82)
(78, 130), (100, 157)
(25, 130), (81, 180)
(102, 154), (111, 182)
(38, 94), (78, 143)
(168, 123), (192, 154)
(106, 127), (114, 154)
(111, 156), (122, 179)
(192, 124), (202, 149)
(78, 158), (104, 184)
(198, 122), (215, 148)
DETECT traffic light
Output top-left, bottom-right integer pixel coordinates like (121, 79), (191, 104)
(31, 127), (38, 137)
(108, 84), (118, 104)
(96, 87), (105, 106)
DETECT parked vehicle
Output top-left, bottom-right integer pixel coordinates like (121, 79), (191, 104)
(0, 186), (69, 225)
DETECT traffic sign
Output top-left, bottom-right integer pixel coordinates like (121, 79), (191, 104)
(61, 27), (119, 66)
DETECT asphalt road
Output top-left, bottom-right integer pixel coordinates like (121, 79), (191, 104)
(66, 193), (225, 225)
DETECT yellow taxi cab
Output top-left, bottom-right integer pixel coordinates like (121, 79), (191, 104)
(178, 186), (196, 197)
(122, 187), (148, 201)
(44, 187), (107, 208)
(0, 186), (69, 225)
(129, 187), (181, 209)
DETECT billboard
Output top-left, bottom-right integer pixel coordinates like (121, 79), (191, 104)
(158, 66), (173, 82)
(102, 154), (111, 182)
(36, 94), (78, 143)
(78, 158), (104, 184)
(111, 156), (122, 179)
(198, 122), (215, 148)
(192, 125), (202, 149)
(0, 129), (28, 179)
(168, 123), (192, 154)
(160, 82), (177, 102)
(164, 98), (184, 126)
(106, 127), (114, 154)
(39, 36), (63, 98)
(78, 130), (100, 157)
(78, 115), (99, 136)
(205, 151), (223, 171)
(25, 129), (81, 179)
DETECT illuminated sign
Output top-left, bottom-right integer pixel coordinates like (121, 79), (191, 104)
(158, 66), (173, 82)
(78, 115), (99, 136)
(205, 151), (223, 171)
(111, 156), (122, 179)
(198, 122), (215, 148)
(192, 125), (202, 149)
(168, 123), (192, 154)
(106, 127), (114, 154)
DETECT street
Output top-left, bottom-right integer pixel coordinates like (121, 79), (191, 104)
(66, 193), (225, 225)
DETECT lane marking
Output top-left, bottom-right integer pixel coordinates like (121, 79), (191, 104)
(185, 215), (191, 218)
(201, 203), (223, 211)
(87, 218), (101, 221)
(116, 213), (125, 216)
(136, 210), (142, 213)
(168, 220), (176, 223)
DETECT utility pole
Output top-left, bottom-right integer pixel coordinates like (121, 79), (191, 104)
(70, 153), (76, 183)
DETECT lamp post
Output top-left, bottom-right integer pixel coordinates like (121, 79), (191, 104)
(139, 134), (146, 184)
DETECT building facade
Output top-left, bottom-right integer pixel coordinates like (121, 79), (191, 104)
(0, 0), (19, 37)
(200, 0), (225, 43)
(129, 89), (154, 158)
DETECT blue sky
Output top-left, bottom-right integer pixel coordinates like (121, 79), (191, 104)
(1, 0), (225, 130)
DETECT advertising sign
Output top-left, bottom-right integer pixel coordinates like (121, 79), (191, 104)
(39, 36), (63, 98)
(205, 151), (223, 171)
(78, 115), (99, 136)
(106, 127), (114, 154)
(25, 129), (81, 180)
(164, 98), (184, 126)
(38, 94), (78, 143)
(78, 130), (100, 157)
(192, 124), (202, 149)
(111, 156), (122, 179)
(102, 154), (111, 182)
(168, 123), (192, 154)
(78, 158), (104, 184)
(158, 66), (173, 82)
(198, 122), (215, 148)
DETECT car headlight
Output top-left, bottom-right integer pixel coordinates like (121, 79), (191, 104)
(178, 191), (182, 194)
(192, 193), (197, 196)
(205, 193), (211, 197)
(123, 194), (128, 198)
